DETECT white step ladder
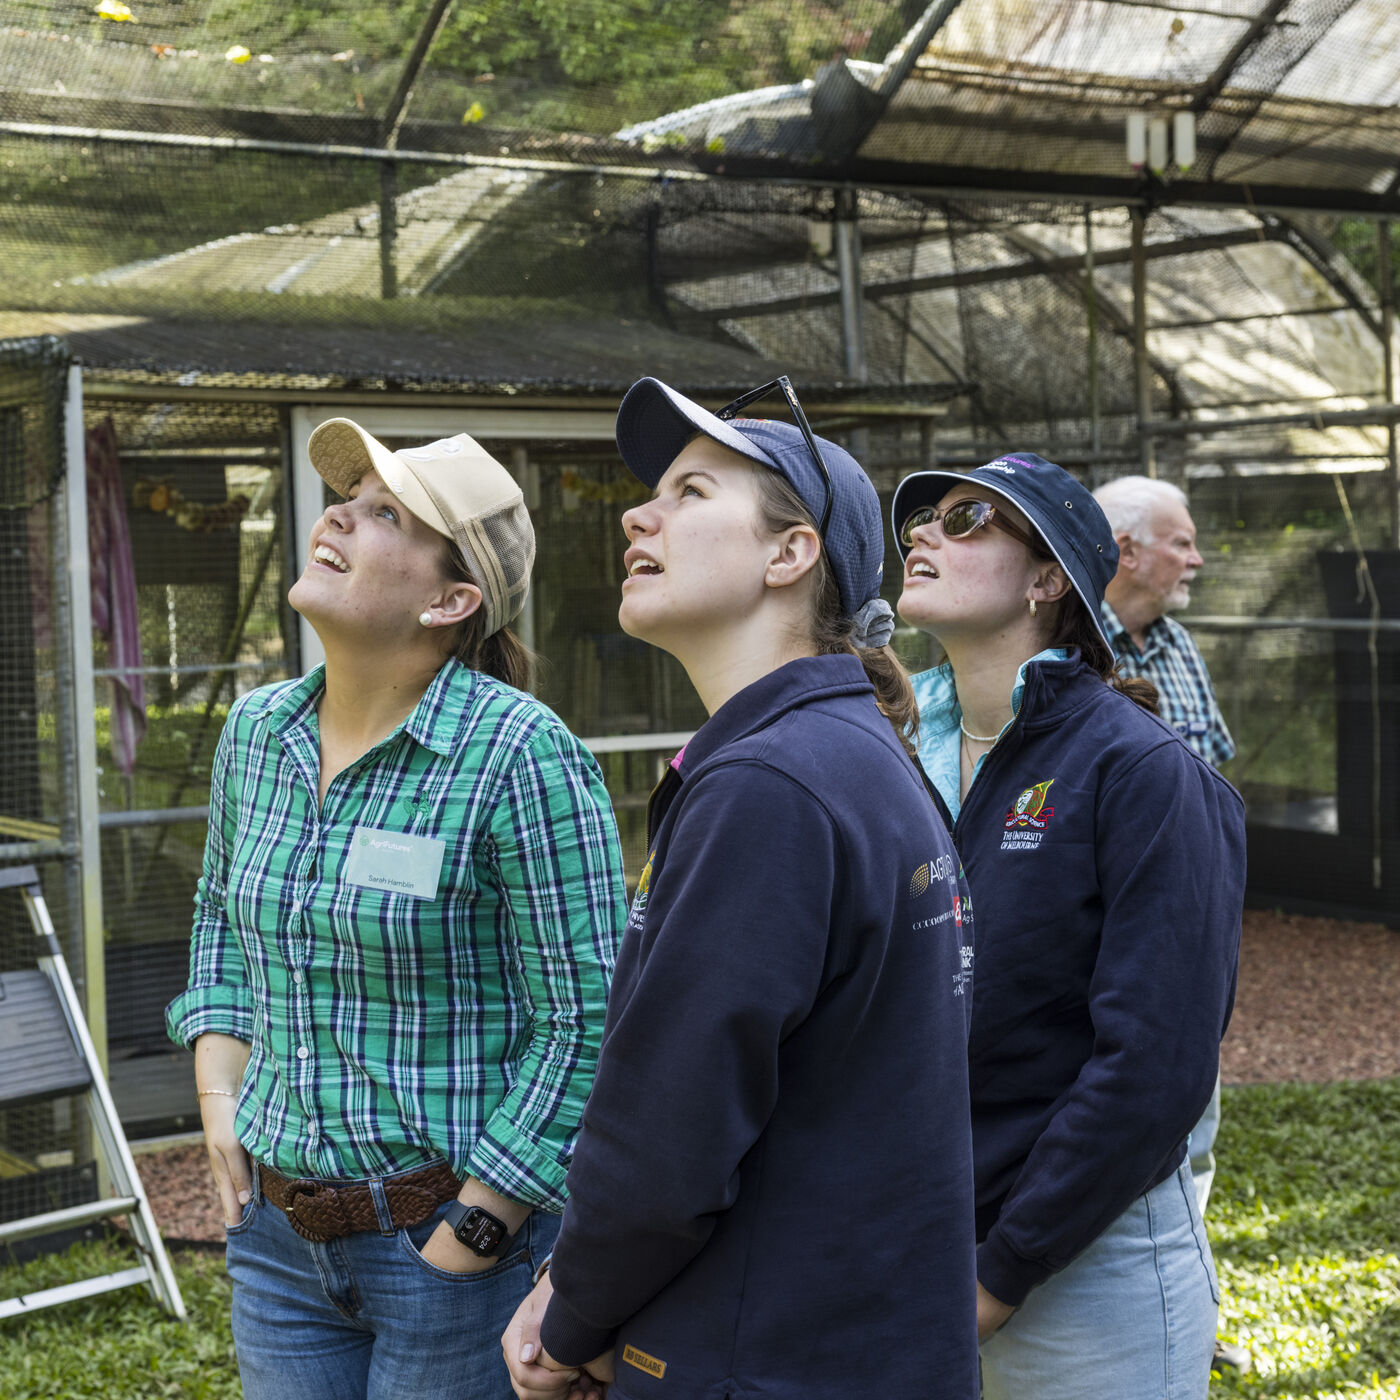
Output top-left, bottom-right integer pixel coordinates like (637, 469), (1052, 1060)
(0, 864), (186, 1320)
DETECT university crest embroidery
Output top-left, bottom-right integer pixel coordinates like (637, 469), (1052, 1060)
(1004, 779), (1055, 830)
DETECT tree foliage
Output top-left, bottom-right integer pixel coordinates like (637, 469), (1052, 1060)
(191, 0), (923, 130)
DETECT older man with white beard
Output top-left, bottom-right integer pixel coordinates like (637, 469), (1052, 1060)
(1094, 476), (1234, 767)
(1093, 474), (1247, 1376)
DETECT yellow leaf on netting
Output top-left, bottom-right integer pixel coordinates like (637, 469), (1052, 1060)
(225, 45), (251, 63)
(461, 102), (486, 124)
(94, 1), (136, 20)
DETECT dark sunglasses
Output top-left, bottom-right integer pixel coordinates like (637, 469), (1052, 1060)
(899, 498), (1038, 551)
(716, 375), (834, 538)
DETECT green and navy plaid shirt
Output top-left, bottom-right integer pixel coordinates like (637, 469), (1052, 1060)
(166, 658), (626, 1209)
(1100, 601), (1236, 768)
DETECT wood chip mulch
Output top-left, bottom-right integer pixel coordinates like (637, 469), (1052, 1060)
(131, 908), (1400, 1246)
(1220, 908), (1400, 1085)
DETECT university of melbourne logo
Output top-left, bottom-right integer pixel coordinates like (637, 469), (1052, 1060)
(1005, 779), (1055, 830)
(627, 850), (655, 932)
(1001, 779), (1056, 852)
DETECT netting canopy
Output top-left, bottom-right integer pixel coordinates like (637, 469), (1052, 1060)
(2, 1), (1396, 442)
(2, 0), (1399, 945)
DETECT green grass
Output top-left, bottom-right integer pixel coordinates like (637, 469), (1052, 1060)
(1210, 1080), (1400, 1398)
(0, 1082), (1395, 1396)
(0, 1242), (238, 1398)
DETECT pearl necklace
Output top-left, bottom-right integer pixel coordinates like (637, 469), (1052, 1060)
(959, 717), (1003, 745)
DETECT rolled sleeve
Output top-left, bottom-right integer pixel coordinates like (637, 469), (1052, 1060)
(468, 725), (625, 1208)
(165, 709), (255, 1048)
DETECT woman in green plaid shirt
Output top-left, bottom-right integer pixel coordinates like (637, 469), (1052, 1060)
(166, 418), (627, 1400)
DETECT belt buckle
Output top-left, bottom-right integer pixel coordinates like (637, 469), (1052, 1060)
(283, 1177), (345, 1242)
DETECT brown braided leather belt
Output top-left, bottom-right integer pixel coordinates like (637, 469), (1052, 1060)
(259, 1160), (460, 1243)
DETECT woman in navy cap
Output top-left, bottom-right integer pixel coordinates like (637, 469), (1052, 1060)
(502, 377), (979, 1400)
(892, 454), (1245, 1400)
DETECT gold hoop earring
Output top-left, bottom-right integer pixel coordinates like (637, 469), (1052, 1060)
(1028, 598), (1037, 617)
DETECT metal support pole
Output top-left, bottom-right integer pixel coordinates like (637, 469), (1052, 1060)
(834, 186), (868, 462)
(1131, 209), (1157, 478)
(59, 366), (105, 1063)
(834, 188), (867, 383)
(379, 160), (398, 300)
(1380, 221), (1399, 546)
(377, 0), (455, 301)
(919, 418), (938, 470)
(1085, 205), (1102, 457)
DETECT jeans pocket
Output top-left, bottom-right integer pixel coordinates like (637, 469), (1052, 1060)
(224, 1193), (261, 1237)
(397, 1214), (532, 1284)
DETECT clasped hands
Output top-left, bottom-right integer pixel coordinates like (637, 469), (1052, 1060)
(502, 1272), (614, 1400)
(497, 1265), (1012, 1397)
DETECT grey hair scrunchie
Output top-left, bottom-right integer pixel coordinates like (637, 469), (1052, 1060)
(850, 597), (896, 650)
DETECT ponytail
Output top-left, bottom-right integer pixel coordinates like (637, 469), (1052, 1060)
(474, 625), (536, 693)
(750, 469), (920, 758)
(843, 629), (922, 759)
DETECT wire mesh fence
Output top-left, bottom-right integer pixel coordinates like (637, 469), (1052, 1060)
(0, 336), (98, 1235)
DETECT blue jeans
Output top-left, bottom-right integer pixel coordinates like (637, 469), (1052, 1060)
(980, 1162), (1218, 1400)
(225, 1162), (560, 1400)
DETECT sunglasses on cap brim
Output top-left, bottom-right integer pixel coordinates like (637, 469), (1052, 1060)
(899, 498), (1038, 551)
(716, 376), (833, 539)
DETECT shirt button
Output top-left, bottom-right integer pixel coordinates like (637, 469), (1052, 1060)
(292, 970), (303, 984)
(296, 1046), (309, 1061)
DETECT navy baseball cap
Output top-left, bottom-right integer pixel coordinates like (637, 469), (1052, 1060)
(616, 376), (885, 617)
(891, 452), (1119, 649)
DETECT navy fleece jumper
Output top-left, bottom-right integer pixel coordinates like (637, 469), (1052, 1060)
(914, 653), (1245, 1308)
(540, 654), (979, 1400)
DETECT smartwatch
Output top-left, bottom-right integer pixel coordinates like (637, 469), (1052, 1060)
(443, 1201), (519, 1258)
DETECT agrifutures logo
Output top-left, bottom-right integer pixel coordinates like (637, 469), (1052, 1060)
(359, 833), (411, 854)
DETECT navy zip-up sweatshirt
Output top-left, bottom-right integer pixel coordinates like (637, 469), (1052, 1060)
(916, 653), (1244, 1308)
(540, 654), (979, 1400)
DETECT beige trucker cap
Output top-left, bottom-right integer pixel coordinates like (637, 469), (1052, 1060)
(307, 417), (535, 639)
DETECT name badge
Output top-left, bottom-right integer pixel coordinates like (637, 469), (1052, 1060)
(343, 826), (445, 900)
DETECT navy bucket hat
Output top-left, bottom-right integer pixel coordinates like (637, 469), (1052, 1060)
(616, 376), (886, 622)
(891, 452), (1120, 649)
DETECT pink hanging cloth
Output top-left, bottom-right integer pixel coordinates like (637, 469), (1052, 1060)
(86, 417), (146, 775)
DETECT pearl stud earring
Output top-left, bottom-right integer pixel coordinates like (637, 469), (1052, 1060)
(418, 611), (433, 627)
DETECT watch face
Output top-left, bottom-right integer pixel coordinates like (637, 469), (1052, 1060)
(454, 1205), (507, 1256)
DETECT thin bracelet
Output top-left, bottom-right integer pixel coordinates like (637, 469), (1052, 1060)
(197, 1088), (238, 1097)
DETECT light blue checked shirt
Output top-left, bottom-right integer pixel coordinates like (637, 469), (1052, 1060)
(1100, 601), (1235, 768)
(167, 658), (627, 1208)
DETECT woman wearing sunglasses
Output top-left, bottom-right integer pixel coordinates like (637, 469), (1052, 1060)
(502, 378), (980, 1400)
(892, 454), (1245, 1400)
